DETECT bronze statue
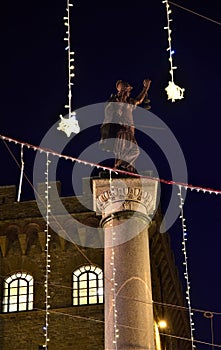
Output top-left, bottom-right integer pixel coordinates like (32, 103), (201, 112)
(100, 79), (151, 173)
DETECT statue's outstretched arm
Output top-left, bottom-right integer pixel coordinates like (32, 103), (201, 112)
(134, 79), (151, 105)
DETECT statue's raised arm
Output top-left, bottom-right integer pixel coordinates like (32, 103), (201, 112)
(133, 79), (151, 105)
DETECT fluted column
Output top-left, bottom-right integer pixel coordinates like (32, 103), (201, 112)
(93, 177), (158, 350)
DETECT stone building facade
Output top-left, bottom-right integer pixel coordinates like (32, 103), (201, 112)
(0, 177), (191, 349)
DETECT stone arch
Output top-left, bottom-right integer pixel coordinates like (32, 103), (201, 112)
(4, 224), (21, 256)
(23, 223), (43, 254)
(5, 224), (21, 235)
(23, 222), (42, 234)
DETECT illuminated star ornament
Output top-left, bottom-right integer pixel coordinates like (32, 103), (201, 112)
(165, 81), (185, 102)
(163, 0), (185, 102)
(57, 0), (80, 136)
(57, 112), (80, 137)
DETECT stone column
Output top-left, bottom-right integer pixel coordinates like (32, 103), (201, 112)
(93, 177), (158, 350)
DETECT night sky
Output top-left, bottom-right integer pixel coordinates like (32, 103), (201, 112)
(1, 0), (221, 348)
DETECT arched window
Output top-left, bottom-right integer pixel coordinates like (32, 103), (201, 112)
(2, 272), (34, 312)
(73, 265), (103, 306)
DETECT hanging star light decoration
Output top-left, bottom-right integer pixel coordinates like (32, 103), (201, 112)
(57, 112), (80, 137)
(165, 80), (185, 101)
(57, 0), (80, 137)
(163, 0), (185, 102)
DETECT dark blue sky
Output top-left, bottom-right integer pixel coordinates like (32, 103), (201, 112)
(1, 0), (221, 348)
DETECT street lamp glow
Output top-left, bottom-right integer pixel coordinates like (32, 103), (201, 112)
(158, 320), (167, 329)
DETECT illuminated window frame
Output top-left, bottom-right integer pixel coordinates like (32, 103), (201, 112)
(73, 265), (103, 306)
(2, 272), (34, 313)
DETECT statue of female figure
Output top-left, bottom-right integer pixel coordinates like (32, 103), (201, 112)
(100, 79), (151, 173)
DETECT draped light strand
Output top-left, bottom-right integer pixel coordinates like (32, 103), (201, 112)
(109, 171), (119, 348)
(163, 0), (185, 102)
(178, 185), (195, 349)
(17, 144), (24, 202)
(1, 134), (221, 195)
(43, 152), (51, 349)
(57, 0), (80, 137)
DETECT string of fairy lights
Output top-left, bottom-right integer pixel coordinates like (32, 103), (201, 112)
(64, 0), (74, 118)
(178, 186), (195, 349)
(109, 171), (119, 348)
(162, 0), (185, 102)
(1, 133), (221, 195)
(43, 152), (51, 349)
(57, 0), (80, 137)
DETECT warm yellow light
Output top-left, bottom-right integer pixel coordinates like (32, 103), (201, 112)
(158, 320), (167, 329)
(57, 114), (80, 137)
(165, 81), (185, 102)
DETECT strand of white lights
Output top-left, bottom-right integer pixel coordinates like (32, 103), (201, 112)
(109, 171), (119, 349)
(178, 185), (195, 349)
(43, 153), (51, 349)
(17, 144), (24, 202)
(2, 134), (221, 195)
(163, 0), (185, 102)
(57, 0), (80, 137)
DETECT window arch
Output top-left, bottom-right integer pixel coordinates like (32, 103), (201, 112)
(73, 265), (103, 306)
(2, 272), (34, 312)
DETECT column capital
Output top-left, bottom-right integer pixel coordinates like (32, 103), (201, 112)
(92, 177), (158, 220)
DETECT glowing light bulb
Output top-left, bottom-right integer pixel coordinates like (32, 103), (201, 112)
(158, 320), (167, 329)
